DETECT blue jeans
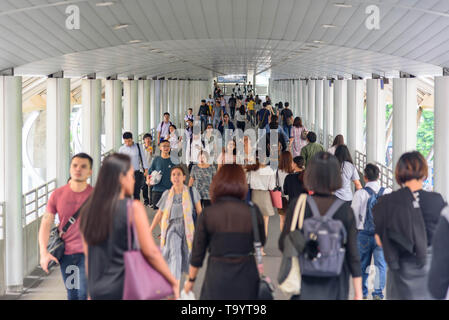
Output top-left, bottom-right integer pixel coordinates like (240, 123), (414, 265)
(200, 115), (208, 131)
(357, 231), (386, 299)
(59, 253), (88, 300)
(283, 124), (292, 139)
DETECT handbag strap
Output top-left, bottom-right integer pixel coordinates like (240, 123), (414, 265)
(136, 143), (144, 172)
(249, 201), (263, 274)
(290, 194), (307, 232)
(276, 170), (280, 188)
(60, 199), (87, 236)
(126, 199), (140, 251)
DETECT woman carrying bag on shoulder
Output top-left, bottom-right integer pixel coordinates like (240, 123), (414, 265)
(79, 153), (179, 300)
(150, 166), (202, 288)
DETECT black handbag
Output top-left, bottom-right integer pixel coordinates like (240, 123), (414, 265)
(249, 202), (274, 300)
(46, 203), (84, 269)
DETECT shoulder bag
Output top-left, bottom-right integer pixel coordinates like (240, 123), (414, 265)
(46, 201), (86, 269)
(123, 199), (174, 300)
(269, 170), (283, 209)
(188, 187), (198, 225)
(278, 194), (307, 295)
(249, 202), (275, 300)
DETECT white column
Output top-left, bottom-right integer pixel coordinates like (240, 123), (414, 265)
(82, 79), (102, 184)
(105, 80), (123, 152)
(0, 76), (23, 291)
(138, 79), (150, 135)
(315, 79), (323, 136)
(393, 78), (417, 174)
(435, 76), (449, 200)
(366, 79), (385, 164)
(323, 80), (334, 149)
(46, 78), (71, 187)
(302, 80), (308, 126)
(308, 80), (316, 131)
(347, 80), (365, 158)
(161, 80), (168, 115)
(333, 80), (348, 140)
(154, 80), (161, 128)
(123, 80), (138, 139)
(149, 80), (155, 129)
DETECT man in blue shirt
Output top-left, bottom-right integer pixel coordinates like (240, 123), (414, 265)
(146, 140), (174, 209)
(257, 102), (271, 133)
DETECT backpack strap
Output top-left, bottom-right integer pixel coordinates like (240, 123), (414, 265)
(378, 187), (385, 197)
(306, 195), (345, 220)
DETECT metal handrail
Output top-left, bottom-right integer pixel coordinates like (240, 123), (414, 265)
(100, 149), (114, 162)
(319, 129), (324, 146)
(328, 134), (334, 150)
(22, 179), (56, 227)
(355, 150), (393, 190)
(355, 150), (367, 174)
(0, 202), (4, 241)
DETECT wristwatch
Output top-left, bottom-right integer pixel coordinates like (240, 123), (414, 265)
(188, 277), (196, 282)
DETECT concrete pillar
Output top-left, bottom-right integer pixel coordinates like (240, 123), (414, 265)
(302, 80), (308, 127)
(138, 79), (150, 135)
(149, 80), (155, 129)
(333, 80), (348, 140)
(323, 80), (334, 149)
(81, 79), (102, 184)
(105, 80), (123, 152)
(366, 79), (385, 164)
(46, 78), (71, 187)
(0, 76), (23, 291)
(308, 80), (315, 131)
(123, 80), (138, 140)
(435, 76), (449, 200)
(315, 79), (323, 136)
(154, 80), (161, 126)
(347, 80), (365, 158)
(393, 78), (417, 186)
(161, 80), (168, 115)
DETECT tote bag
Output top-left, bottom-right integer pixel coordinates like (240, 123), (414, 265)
(269, 170), (283, 209)
(123, 200), (174, 300)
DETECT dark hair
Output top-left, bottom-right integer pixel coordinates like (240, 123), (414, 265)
(71, 152), (93, 169)
(364, 163), (380, 182)
(279, 151), (293, 173)
(210, 164), (248, 203)
(307, 131), (317, 143)
(159, 139), (170, 146)
(395, 151), (428, 185)
(304, 152), (342, 194)
(123, 131), (132, 140)
(293, 117), (303, 128)
(239, 105), (245, 115)
(332, 135), (344, 147)
(201, 99), (206, 103)
(80, 153), (131, 245)
(188, 108), (193, 111)
(285, 102), (289, 107)
(143, 133), (152, 140)
(263, 102), (267, 107)
(278, 101), (283, 109)
(164, 112), (170, 116)
(170, 124), (177, 130)
(293, 156), (305, 169)
(334, 144), (353, 167)
(171, 165), (185, 176)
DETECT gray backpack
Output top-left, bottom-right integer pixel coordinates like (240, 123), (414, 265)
(299, 196), (347, 277)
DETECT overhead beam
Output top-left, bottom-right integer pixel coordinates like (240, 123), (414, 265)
(47, 71), (64, 78)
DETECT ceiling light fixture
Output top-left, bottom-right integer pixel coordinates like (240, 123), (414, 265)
(96, 1), (115, 7)
(334, 3), (353, 8)
(113, 24), (129, 30)
(129, 40), (142, 44)
(313, 40), (325, 44)
(322, 24), (337, 28)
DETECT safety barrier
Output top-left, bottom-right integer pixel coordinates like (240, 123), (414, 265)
(0, 202), (5, 295)
(100, 149), (114, 162)
(355, 150), (394, 190)
(22, 179), (56, 276)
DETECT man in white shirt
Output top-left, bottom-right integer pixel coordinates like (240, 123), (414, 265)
(118, 132), (149, 201)
(157, 112), (173, 143)
(351, 163), (391, 300)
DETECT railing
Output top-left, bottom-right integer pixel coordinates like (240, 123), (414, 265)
(355, 150), (394, 190)
(101, 149), (114, 162)
(319, 129), (324, 146)
(22, 180), (56, 227)
(328, 134), (333, 150)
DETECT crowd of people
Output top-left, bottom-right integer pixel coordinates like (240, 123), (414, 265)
(38, 91), (449, 301)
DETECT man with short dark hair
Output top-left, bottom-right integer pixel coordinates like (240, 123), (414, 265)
(39, 153), (94, 300)
(142, 133), (154, 206)
(118, 132), (149, 201)
(300, 131), (324, 167)
(352, 163), (391, 300)
(228, 94), (237, 120)
(146, 140), (174, 209)
(198, 100), (210, 132)
(280, 102), (294, 138)
(184, 108), (194, 127)
(157, 112), (173, 143)
(257, 102), (271, 132)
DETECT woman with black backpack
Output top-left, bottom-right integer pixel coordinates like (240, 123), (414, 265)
(279, 152), (362, 300)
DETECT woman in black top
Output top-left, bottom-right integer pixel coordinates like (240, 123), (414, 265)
(183, 164), (266, 300)
(283, 155), (307, 204)
(79, 153), (179, 300)
(373, 151), (445, 300)
(279, 152), (362, 300)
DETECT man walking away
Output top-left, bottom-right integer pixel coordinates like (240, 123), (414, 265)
(300, 131), (324, 167)
(351, 164), (391, 300)
(142, 133), (154, 207)
(118, 132), (149, 201)
(39, 153), (94, 300)
(228, 94), (237, 120)
(281, 102), (294, 138)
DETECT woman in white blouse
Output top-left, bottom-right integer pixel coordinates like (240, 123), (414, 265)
(246, 158), (276, 255)
(328, 134), (344, 155)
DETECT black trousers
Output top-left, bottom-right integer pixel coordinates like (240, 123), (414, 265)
(133, 171), (144, 200)
(230, 107), (235, 120)
(151, 191), (164, 210)
(201, 199), (211, 208)
(141, 183), (150, 203)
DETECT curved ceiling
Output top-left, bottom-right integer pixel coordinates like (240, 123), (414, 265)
(1, 0), (448, 79)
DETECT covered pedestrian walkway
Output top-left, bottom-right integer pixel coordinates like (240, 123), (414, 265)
(1, 0), (449, 299)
